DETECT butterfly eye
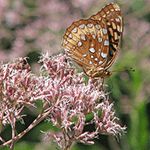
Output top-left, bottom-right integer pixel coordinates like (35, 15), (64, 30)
(62, 2), (123, 78)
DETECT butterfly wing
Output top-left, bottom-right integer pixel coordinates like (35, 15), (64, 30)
(62, 19), (110, 77)
(90, 3), (123, 69)
(62, 3), (123, 78)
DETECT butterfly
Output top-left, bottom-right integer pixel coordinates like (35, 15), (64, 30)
(62, 3), (123, 78)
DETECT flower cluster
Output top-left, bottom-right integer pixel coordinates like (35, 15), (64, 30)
(39, 54), (126, 149)
(0, 58), (40, 126)
(0, 54), (125, 149)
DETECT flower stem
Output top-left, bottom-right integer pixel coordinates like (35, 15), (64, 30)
(1, 108), (52, 148)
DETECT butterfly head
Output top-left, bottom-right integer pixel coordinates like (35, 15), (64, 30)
(102, 70), (112, 77)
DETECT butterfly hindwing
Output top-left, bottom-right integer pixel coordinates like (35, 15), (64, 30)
(90, 3), (123, 66)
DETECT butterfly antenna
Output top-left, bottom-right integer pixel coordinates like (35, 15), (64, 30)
(111, 67), (135, 73)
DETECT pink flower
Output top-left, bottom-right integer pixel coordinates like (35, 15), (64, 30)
(39, 54), (126, 149)
(94, 100), (126, 137)
(0, 53), (125, 149)
(0, 58), (39, 126)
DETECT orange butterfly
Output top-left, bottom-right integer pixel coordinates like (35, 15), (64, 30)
(62, 3), (123, 78)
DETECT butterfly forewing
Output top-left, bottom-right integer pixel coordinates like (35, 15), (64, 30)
(62, 3), (123, 78)
(63, 19), (111, 77)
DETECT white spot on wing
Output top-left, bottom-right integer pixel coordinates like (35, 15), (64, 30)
(95, 24), (101, 30)
(115, 18), (120, 22)
(72, 27), (78, 33)
(89, 61), (93, 64)
(79, 24), (85, 29)
(98, 37), (102, 43)
(87, 24), (93, 28)
(80, 34), (86, 41)
(99, 61), (103, 65)
(102, 28), (107, 34)
(89, 47), (96, 53)
(101, 52), (107, 58)
(68, 33), (72, 38)
(94, 58), (98, 61)
(91, 55), (94, 58)
(104, 40), (109, 46)
(78, 41), (82, 47)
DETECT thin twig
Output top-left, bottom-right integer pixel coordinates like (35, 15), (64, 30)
(1, 108), (52, 148)
(10, 120), (16, 150)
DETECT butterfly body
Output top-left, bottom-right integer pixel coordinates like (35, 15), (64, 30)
(62, 3), (123, 78)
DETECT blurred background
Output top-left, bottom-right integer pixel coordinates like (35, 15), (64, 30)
(0, 0), (150, 149)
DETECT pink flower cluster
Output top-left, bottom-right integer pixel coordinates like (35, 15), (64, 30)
(0, 53), (125, 149)
(39, 54), (126, 148)
(0, 58), (50, 130)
